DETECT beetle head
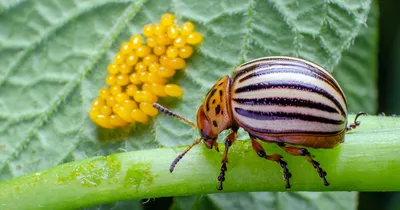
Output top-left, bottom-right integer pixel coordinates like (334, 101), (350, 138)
(197, 106), (219, 151)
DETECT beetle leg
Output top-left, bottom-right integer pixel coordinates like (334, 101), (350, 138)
(250, 135), (292, 189)
(346, 111), (366, 132)
(217, 128), (238, 191)
(278, 143), (329, 186)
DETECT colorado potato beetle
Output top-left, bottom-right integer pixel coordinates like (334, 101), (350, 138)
(153, 56), (365, 190)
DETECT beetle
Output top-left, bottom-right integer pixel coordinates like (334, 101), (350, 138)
(153, 56), (365, 190)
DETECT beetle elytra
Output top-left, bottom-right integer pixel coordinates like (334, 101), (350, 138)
(153, 56), (365, 190)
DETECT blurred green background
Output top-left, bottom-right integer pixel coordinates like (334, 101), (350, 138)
(358, 0), (400, 209)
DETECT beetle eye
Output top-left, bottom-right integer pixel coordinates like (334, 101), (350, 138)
(200, 129), (212, 139)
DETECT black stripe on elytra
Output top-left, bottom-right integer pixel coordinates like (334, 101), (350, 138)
(237, 66), (342, 96)
(235, 107), (344, 125)
(246, 126), (343, 135)
(238, 57), (308, 70)
(234, 81), (346, 116)
(234, 62), (271, 80)
(233, 97), (339, 114)
(237, 66), (317, 83)
(236, 58), (346, 103)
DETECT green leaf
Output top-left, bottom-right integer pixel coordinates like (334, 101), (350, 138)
(170, 192), (357, 210)
(333, 1), (379, 113)
(0, 0), (378, 209)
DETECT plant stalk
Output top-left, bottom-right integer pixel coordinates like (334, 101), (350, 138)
(0, 115), (399, 210)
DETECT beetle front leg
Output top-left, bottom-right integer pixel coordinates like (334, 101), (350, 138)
(217, 127), (238, 191)
(250, 135), (292, 189)
(277, 143), (329, 186)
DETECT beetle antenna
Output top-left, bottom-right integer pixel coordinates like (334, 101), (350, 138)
(169, 137), (202, 172)
(153, 103), (197, 128)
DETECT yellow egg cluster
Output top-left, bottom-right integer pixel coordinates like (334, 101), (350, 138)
(89, 13), (203, 128)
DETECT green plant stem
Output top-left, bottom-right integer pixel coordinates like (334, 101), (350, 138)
(0, 115), (399, 210)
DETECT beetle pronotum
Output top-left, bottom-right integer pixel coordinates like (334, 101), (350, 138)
(153, 56), (365, 190)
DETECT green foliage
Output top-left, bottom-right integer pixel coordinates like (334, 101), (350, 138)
(0, 0), (380, 209)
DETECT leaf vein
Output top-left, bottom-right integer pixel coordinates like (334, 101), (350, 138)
(269, 0), (301, 57)
(0, 1), (127, 88)
(238, 0), (256, 64)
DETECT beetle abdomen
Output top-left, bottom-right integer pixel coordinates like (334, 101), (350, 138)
(231, 56), (348, 136)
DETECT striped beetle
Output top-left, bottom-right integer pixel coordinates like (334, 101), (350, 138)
(153, 56), (365, 190)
